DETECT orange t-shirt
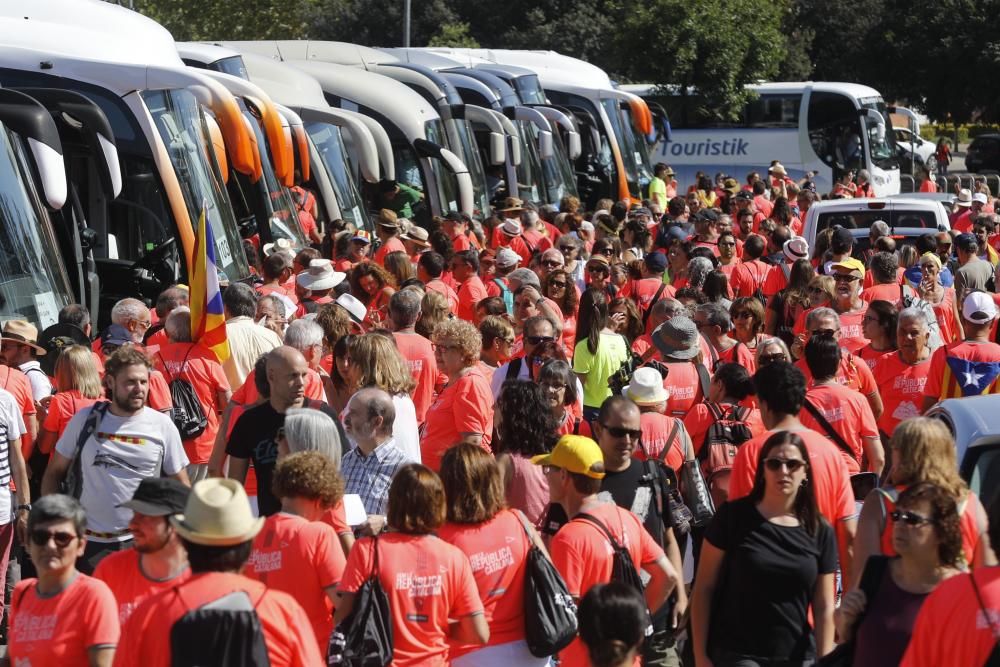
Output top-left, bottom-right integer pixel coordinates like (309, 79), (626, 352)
(900, 569), (1000, 667)
(635, 412), (686, 471)
(550, 502), (665, 667)
(684, 403), (765, 456)
(93, 549), (191, 625)
(9, 574), (120, 667)
(761, 262), (790, 299)
(245, 513), (346, 654)
(154, 343), (231, 464)
(729, 259), (772, 299)
(856, 344), (886, 370)
(420, 366), (494, 471)
(798, 383), (879, 474)
(860, 283), (902, 305)
(116, 572), (320, 667)
(146, 369), (172, 412)
(456, 275), (490, 322)
(438, 509), (530, 658)
(661, 360), (710, 417)
(620, 277), (674, 314)
(425, 279), (460, 314)
(41, 390), (100, 440)
(0, 365), (36, 421)
(393, 331), (439, 424)
(257, 283), (299, 306)
(795, 353), (878, 398)
(320, 499), (352, 535)
(837, 306), (870, 354)
(932, 288), (959, 344)
(710, 341), (757, 375)
(339, 533), (484, 667)
(729, 428), (855, 525)
(872, 352), (931, 435)
(373, 236), (407, 265)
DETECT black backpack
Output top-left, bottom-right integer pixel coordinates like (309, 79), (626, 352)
(331, 536), (394, 666)
(575, 512), (645, 595)
(160, 349), (208, 440)
(169, 587), (271, 667)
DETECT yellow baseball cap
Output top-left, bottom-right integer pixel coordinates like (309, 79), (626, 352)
(532, 435), (606, 479)
(831, 257), (866, 278)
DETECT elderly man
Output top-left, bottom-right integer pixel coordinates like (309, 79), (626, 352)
(694, 303), (757, 371)
(222, 283), (283, 390)
(535, 247), (564, 283)
(146, 286), (190, 348)
(341, 387), (410, 533)
(106, 298), (152, 345)
(490, 315), (581, 401)
(153, 307), (231, 481)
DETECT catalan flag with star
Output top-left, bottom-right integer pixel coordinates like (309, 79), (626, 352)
(189, 200), (230, 363)
(925, 341), (1000, 401)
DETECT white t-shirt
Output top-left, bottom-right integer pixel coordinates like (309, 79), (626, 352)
(55, 406), (189, 540)
(0, 389), (25, 525)
(19, 361), (52, 403)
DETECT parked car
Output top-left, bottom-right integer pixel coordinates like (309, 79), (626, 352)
(893, 127), (937, 172)
(800, 197), (950, 257)
(926, 395), (1000, 509)
(965, 134), (1000, 173)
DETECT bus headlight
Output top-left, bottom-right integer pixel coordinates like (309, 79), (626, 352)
(873, 174), (887, 186)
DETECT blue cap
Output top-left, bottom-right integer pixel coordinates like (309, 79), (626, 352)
(645, 251), (668, 273)
(100, 324), (132, 348)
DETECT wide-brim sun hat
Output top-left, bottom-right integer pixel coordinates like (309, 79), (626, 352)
(170, 478), (263, 547)
(296, 259), (346, 291)
(623, 366), (670, 405)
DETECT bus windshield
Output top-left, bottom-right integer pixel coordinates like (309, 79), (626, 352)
(543, 128), (579, 204)
(0, 127), (73, 328)
(602, 98), (640, 193)
(861, 97), (898, 170)
(516, 120), (544, 204)
(453, 119), (490, 217)
(424, 119), (461, 214)
(305, 121), (368, 231)
(513, 75), (547, 105)
(141, 88), (250, 281)
(621, 104), (654, 191)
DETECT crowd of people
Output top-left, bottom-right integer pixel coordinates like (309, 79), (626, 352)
(1, 162), (1000, 666)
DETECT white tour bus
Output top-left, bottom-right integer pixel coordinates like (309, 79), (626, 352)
(622, 82), (901, 197)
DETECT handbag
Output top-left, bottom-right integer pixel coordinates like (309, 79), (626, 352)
(818, 555), (890, 667)
(331, 536), (393, 667)
(676, 424), (715, 528)
(515, 510), (578, 658)
(636, 423), (693, 535)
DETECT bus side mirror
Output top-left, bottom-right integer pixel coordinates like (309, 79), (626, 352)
(0, 89), (67, 209)
(538, 130), (554, 160)
(489, 132), (506, 165)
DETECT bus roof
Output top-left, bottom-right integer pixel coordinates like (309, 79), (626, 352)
(622, 81), (885, 101)
(222, 40), (398, 69)
(3, 0), (182, 67)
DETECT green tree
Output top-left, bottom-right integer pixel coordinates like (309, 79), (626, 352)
(428, 22), (480, 48)
(134, 0), (319, 40)
(609, 0), (789, 121)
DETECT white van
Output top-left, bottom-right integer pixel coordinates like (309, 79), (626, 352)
(801, 197), (950, 256)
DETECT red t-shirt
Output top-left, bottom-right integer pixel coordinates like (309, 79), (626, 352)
(795, 353), (878, 398)
(684, 403), (765, 456)
(837, 305), (870, 354)
(761, 263), (790, 299)
(257, 283), (299, 306)
(635, 412), (686, 471)
(456, 275), (490, 322)
(0, 365), (35, 421)
(798, 383), (879, 474)
(620, 277), (674, 313)
(373, 236), (407, 266)
(662, 360), (710, 417)
(729, 428), (855, 525)
(710, 341), (757, 375)
(93, 549), (191, 625)
(425, 279), (460, 314)
(321, 499), (352, 536)
(555, 412), (593, 437)
(10, 574), (119, 667)
(42, 390), (100, 440)
(550, 502), (665, 667)
(438, 509), (529, 657)
(245, 513), (346, 654)
(924, 340), (1000, 401)
(872, 352), (931, 435)
(393, 331), (439, 424)
(339, 534), (484, 667)
(856, 344), (885, 370)
(115, 572), (320, 667)
(146, 369), (172, 412)
(901, 569), (1000, 667)
(730, 259), (772, 298)
(154, 343), (231, 464)
(860, 283), (902, 305)
(420, 366), (494, 471)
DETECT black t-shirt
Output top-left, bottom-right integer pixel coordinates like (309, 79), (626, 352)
(705, 497), (837, 661)
(225, 399), (345, 516)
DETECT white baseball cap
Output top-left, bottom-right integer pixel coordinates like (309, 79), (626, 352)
(963, 291), (998, 324)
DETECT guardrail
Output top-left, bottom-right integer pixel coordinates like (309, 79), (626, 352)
(899, 172), (1000, 196)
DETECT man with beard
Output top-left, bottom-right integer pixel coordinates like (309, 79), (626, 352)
(42, 346), (191, 573)
(94, 478), (192, 625)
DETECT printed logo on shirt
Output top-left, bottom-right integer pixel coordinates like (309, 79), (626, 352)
(395, 572), (443, 597)
(468, 546), (514, 576)
(893, 376), (928, 394)
(96, 432), (148, 446)
(247, 550), (282, 573)
(891, 401), (921, 422)
(12, 612), (57, 642)
(405, 359), (423, 374)
(977, 607), (1000, 631)
(670, 385), (695, 401)
(841, 324), (863, 341)
(816, 406), (845, 423)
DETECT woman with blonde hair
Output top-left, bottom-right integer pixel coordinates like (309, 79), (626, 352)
(415, 289), (450, 339)
(853, 417), (993, 584)
(383, 249), (416, 286)
(345, 332), (420, 463)
(37, 345), (103, 454)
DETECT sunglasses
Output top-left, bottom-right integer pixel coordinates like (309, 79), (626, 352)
(30, 529), (77, 548)
(597, 249), (615, 256)
(549, 281), (568, 288)
(763, 457), (806, 472)
(832, 274), (860, 283)
(810, 328), (837, 338)
(526, 335), (555, 345)
(558, 246), (576, 253)
(891, 509), (933, 527)
(601, 424), (642, 440)
(759, 353), (787, 364)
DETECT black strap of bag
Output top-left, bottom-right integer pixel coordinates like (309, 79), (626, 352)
(696, 361), (712, 400)
(803, 398), (859, 464)
(970, 570), (1000, 667)
(331, 535), (394, 666)
(637, 425), (693, 536)
(642, 281), (670, 328)
(60, 401), (111, 498)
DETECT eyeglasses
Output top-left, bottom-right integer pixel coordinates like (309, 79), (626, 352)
(763, 457), (806, 472)
(600, 424), (642, 440)
(542, 382), (567, 392)
(549, 281), (568, 288)
(30, 529), (77, 548)
(597, 248), (615, 256)
(526, 335), (555, 345)
(862, 315), (880, 324)
(759, 353), (787, 364)
(131, 318), (152, 330)
(810, 328), (837, 338)
(832, 274), (860, 283)
(890, 509), (933, 527)
(435, 342), (463, 353)
(732, 311), (752, 320)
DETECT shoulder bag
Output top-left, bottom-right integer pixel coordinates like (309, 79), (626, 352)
(330, 536), (393, 666)
(60, 401), (111, 498)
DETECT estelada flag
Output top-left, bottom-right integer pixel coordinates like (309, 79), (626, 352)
(189, 201), (231, 363)
(941, 356), (1000, 398)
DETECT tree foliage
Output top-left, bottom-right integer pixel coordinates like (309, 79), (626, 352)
(134, 0), (318, 40)
(427, 22), (480, 49)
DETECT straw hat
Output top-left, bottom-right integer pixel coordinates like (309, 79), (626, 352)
(499, 197), (525, 213)
(1, 320), (45, 355)
(262, 237), (294, 257)
(401, 225), (430, 248)
(296, 259), (346, 291)
(170, 479), (263, 546)
(623, 367), (670, 405)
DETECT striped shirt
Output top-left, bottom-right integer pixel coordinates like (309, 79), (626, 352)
(340, 438), (409, 517)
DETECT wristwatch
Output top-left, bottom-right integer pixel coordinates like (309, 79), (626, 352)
(15, 504), (30, 512)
